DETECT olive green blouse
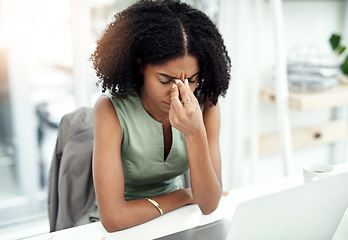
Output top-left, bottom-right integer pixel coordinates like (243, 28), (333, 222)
(105, 93), (189, 200)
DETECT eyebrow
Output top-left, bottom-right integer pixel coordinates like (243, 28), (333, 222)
(158, 71), (200, 80)
(188, 71), (199, 80)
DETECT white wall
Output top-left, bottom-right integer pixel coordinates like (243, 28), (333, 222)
(218, 0), (348, 189)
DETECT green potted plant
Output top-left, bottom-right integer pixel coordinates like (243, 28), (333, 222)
(330, 33), (348, 83)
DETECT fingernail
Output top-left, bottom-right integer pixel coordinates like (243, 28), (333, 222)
(172, 83), (176, 88)
(185, 79), (189, 85)
(175, 79), (181, 84)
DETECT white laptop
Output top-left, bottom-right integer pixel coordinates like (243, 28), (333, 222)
(155, 171), (348, 240)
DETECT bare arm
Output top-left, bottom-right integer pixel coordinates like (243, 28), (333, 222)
(93, 96), (194, 232)
(169, 80), (222, 214)
(187, 101), (222, 214)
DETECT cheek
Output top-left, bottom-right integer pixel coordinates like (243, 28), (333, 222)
(152, 83), (171, 97)
(190, 83), (198, 92)
(165, 85), (174, 95)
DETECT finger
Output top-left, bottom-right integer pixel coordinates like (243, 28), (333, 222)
(175, 79), (191, 104)
(170, 83), (183, 108)
(184, 79), (199, 104)
(184, 79), (194, 98)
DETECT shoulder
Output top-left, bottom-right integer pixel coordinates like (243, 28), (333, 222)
(202, 99), (220, 117)
(94, 93), (136, 112)
(94, 95), (114, 115)
(202, 99), (221, 135)
(93, 95), (120, 128)
(93, 94), (140, 126)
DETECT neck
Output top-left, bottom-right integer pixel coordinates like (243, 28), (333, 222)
(138, 91), (169, 123)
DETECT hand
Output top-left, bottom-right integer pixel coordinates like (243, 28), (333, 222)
(169, 79), (204, 136)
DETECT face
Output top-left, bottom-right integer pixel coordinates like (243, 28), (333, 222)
(139, 55), (200, 116)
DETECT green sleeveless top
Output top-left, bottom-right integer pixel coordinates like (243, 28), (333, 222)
(105, 93), (189, 200)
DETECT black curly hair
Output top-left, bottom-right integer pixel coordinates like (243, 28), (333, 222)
(91, 0), (231, 105)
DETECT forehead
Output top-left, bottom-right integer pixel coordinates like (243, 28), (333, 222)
(147, 55), (199, 75)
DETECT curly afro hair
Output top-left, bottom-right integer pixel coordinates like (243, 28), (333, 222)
(91, 0), (231, 105)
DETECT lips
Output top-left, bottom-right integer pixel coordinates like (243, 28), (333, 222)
(163, 102), (171, 108)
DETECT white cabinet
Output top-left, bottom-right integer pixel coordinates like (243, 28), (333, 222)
(260, 84), (348, 156)
(249, 0), (348, 182)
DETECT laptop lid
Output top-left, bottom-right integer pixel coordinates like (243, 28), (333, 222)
(226, 171), (348, 240)
(155, 171), (348, 240)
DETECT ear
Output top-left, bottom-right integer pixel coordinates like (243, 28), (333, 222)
(137, 58), (143, 74)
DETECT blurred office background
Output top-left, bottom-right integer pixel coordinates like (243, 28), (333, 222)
(0, 0), (347, 239)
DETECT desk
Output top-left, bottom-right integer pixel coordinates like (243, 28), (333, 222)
(26, 166), (348, 240)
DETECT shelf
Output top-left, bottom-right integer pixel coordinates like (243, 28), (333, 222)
(259, 119), (348, 156)
(260, 84), (348, 111)
(259, 83), (348, 155)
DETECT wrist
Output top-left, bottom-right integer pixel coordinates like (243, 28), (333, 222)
(184, 125), (206, 141)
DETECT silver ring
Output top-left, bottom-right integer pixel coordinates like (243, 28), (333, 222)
(184, 98), (192, 104)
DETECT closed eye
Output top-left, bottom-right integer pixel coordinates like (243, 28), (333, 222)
(187, 72), (199, 83)
(160, 80), (173, 85)
(158, 71), (199, 84)
(158, 73), (175, 85)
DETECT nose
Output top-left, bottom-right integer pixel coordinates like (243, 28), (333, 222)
(177, 75), (188, 84)
(179, 73), (190, 83)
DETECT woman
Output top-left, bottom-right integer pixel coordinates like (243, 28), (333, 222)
(91, 0), (231, 232)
